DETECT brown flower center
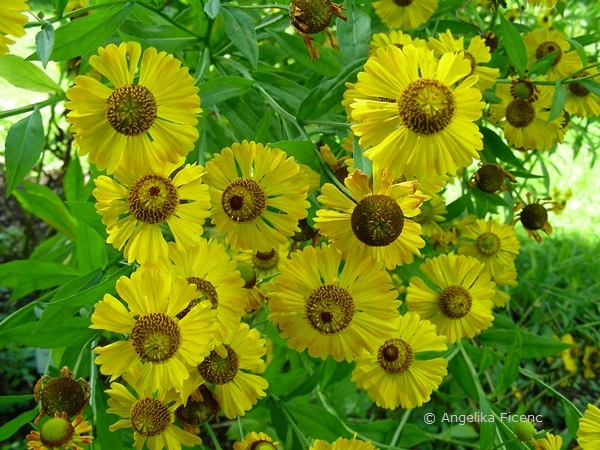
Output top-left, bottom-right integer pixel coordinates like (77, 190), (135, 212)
(398, 79), (455, 136)
(40, 417), (75, 447)
(40, 377), (87, 418)
(475, 232), (502, 257)
(520, 203), (548, 231)
(351, 195), (404, 246)
(392, 0), (413, 5)
(568, 72), (591, 97)
(175, 385), (219, 427)
(105, 84), (157, 136)
(505, 99), (536, 128)
(127, 174), (179, 224)
(475, 164), (505, 193)
(197, 344), (239, 385)
(131, 312), (181, 363)
(438, 285), (472, 319)
(377, 338), (414, 374)
(306, 285), (354, 334)
(130, 398), (170, 437)
(535, 41), (563, 66)
(253, 249), (280, 271)
(221, 178), (267, 223)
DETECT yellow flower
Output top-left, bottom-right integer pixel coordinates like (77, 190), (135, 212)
(66, 42), (201, 173)
(310, 436), (378, 450)
(352, 312), (447, 409)
(234, 432), (279, 450)
(406, 253), (496, 344)
(560, 334), (579, 373)
(578, 404), (600, 449)
(351, 45), (485, 179)
(490, 263), (518, 308)
(165, 240), (247, 346)
(583, 346), (600, 379)
(65, 0), (88, 11)
(90, 269), (217, 392)
(268, 244), (401, 362)
(235, 245), (289, 280)
(372, 0), (438, 30)
(181, 323), (268, 419)
(0, 0), (28, 56)
(565, 69), (600, 118)
(369, 30), (426, 55)
(27, 412), (93, 450)
(458, 219), (520, 278)
(533, 432), (562, 450)
(315, 170), (427, 270)
(106, 375), (202, 450)
(204, 140), (310, 252)
(489, 78), (560, 151)
(527, 0), (565, 6)
(93, 163), (210, 265)
(523, 29), (582, 80)
(414, 197), (447, 239)
(427, 30), (500, 91)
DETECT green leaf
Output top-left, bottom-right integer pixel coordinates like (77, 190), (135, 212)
(479, 330), (572, 358)
(14, 181), (78, 240)
(200, 76), (254, 108)
(0, 54), (62, 93)
(76, 222), (108, 273)
(499, 14), (528, 76)
(445, 194), (471, 221)
(204, 0), (220, 18)
(567, 38), (588, 66)
(482, 127), (522, 167)
(297, 58), (365, 120)
(53, 0), (69, 16)
(0, 317), (98, 348)
(95, 382), (124, 450)
(492, 328), (522, 396)
(479, 396), (496, 450)
(221, 7), (259, 70)
(337, 0), (371, 61)
(448, 348), (479, 400)
(49, 3), (133, 61)
(0, 408), (38, 441)
(4, 108), (45, 197)
(253, 108), (272, 142)
(581, 79), (600, 96)
(36, 22), (55, 68)
(270, 140), (319, 173)
(562, 398), (583, 439)
(66, 202), (108, 240)
(0, 260), (80, 302)
(64, 155), (87, 203)
(282, 365), (323, 400)
(0, 394), (34, 405)
(267, 30), (340, 77)
(547, 80), (566, 123)
(527, 50), (557, 77)
(287, 403), (351, 441)
(398, 424), (433, 447)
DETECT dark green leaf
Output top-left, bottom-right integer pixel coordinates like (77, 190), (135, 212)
(66, 202), (108, 240)
(200, 76), (254, 108)
(0, 317), (98, 348)
(297, 58), (365, 120)
(445, 194), (471, 221)
(0, 395), (34, 405)
(95, 380), (124, 450)
(493, 329), (522, 396)
(253, 108), (272, 142)
(267, 369), (309, 397)
(53, 0), (69, 16)
(253, 71), (309, 112)
(527, 50), (557, 77)
(0, 54), (62, 93)
(267, 30), (340, 77)
(562, 398), (584, 439)
(287, 403), (350, 441)
(482, 127), (522, 167)
(581, 79), (600, 96)
(479, 396), (496, 450)
(547, 80), (566, 123)
(49, 3), (133, 61)
(64, 155), (87, 203)
(14, 181), (78, 240)
(448, 350), (478, 400)
(221, 7), (259, 70)
(0, 408), (38, 441)
(36, 22), (55, 68)
(499, 14), (528, 76)
(4, 108), (44, 197)
(508, 170), (543, 179)
(282, 365), (323, 400)
(479, 330), (571, 358)
(337, 0), (371, 61)
(76, 222), (108, 273)
(268, 397), (289, 442)
(398, 424), (433, 447)
(204, 0), (220, 19)
(567, 38), (588, 66)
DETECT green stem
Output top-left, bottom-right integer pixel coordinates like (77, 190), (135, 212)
(225, 3), (289, 9)
(236, 417), (245, 441)
(26, 0), (131, 26)
(204, 423), (224, 450)
(0, 95), (65, 120)
(390, 409), (412, 447)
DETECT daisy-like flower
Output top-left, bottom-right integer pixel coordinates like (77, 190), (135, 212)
(578, 404), (600, 449)
(310, 436), (378, 450)
(268, 244), (401, 362)
(90, 269), (217, 392)
(512, 192), (557, 243)
(27, 412), (93, 450)
(181, 322), (269, 419)
(566, 69), (600, 118)
(352, 312), (448, 409)
(66, 42), (201, 174)
(372, 0), (438, 30)
(406, 253), (496, 344)
(369, 30), (426, 55)
(315, 170), (427, 270)
(489, 77), (560, 151)
(0, 0), (28, 56)
(235, 245), (289, 280)
(93, 163), (210, 265)
(414, 197), (446, 239)
(583, 346), (600, 379)
(234, 432), (279, 450)
(204, 140), (310, 252)
(560, 334), (579, 373)
(533, 432), (563, 450)
(175, 385), (219, 435)
(165, 240), (246, 346)
(106, 376), (201, 450)
(351, 45), (485, 179)
(458, 218), (520, 277)
(523, 29), (582, 80)
(427, 30), (500, 92)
